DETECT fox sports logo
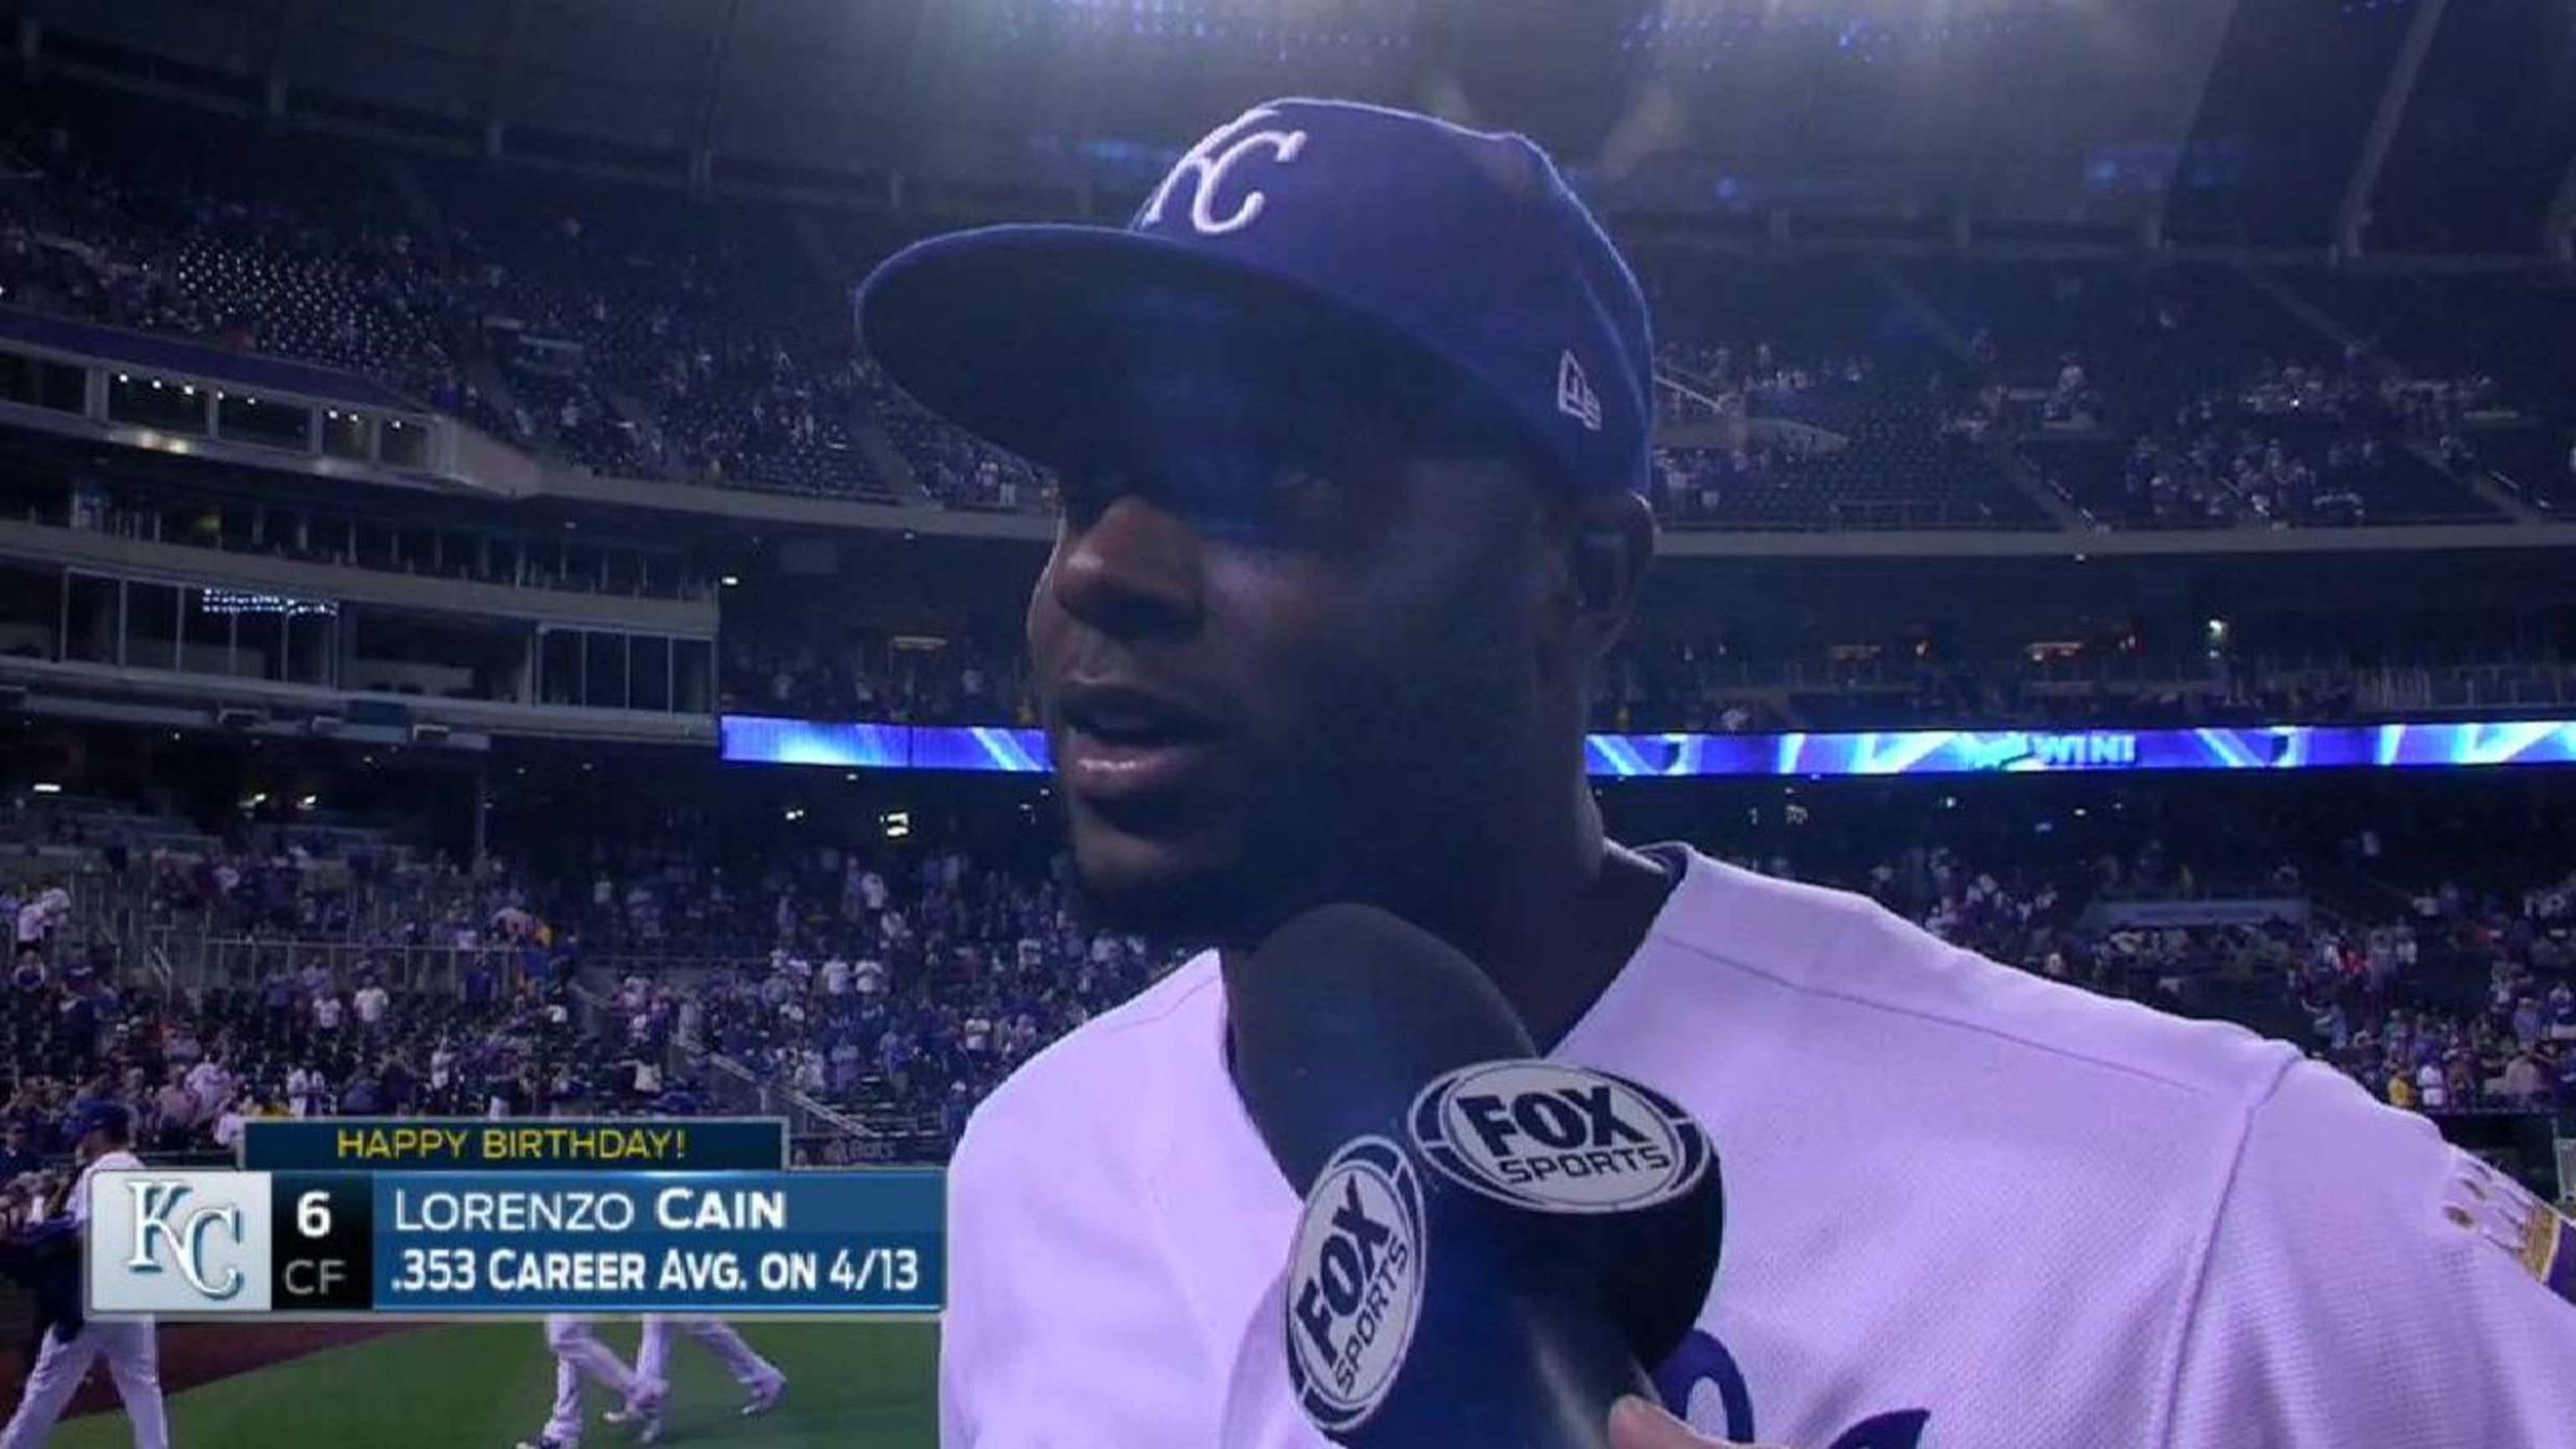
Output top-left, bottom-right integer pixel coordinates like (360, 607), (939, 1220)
(1285, 1135), (1429, 1433)
(1410, 1062), (1709, 1213)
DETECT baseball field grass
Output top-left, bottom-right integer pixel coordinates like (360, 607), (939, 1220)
(47, 1322), (937, 1449)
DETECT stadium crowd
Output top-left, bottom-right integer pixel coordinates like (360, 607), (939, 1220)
(2064, 358), (2512, 529)
(0, 81), (889, 501)
(6, 77), (2570, 532)
(5, 763), (2573, 1185)
(711, 610), (2428, 735)
(719, 635), (1037, 727)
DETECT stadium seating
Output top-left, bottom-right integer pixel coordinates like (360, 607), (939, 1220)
(2468, 426), (2576, 514)
(7, 74), (2563, 532)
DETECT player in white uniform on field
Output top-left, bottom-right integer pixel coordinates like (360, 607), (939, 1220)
(0, 1103), (167, 1449)
(517, 1315), (663, 1449)
(598, 1317), (785, 1438)
(856, 98), (2576, 1448)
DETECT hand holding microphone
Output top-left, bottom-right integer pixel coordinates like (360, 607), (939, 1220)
(1611, 1396), (1776, 1449)
(1231, 904), (1727, 1449)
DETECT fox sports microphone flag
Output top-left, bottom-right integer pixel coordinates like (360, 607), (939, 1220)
(1233, 904), (1722, 1446)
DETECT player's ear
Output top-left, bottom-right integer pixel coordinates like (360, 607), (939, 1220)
(1561, 487), (1654, 662)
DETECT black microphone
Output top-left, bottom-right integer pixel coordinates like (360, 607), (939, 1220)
(1231, 903), (1723, 1447)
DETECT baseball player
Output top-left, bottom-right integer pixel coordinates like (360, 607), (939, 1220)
(516, 1315), (663, 1449)
(857, 96), (2576, 1448)
(598, 1316), (785, 1438)
(0, 1103), (166, 1449)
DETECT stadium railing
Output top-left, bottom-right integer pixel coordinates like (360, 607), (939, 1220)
(565, 979), (943, 1166)
(148, 933), (532, 997)
(688, 1044), (943, 1164)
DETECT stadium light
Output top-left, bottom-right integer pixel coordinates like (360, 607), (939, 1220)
(29, 782), (60, 795)
(720, 575), (740, 588)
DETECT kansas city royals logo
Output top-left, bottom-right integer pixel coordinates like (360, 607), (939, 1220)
(123, 1179), (247, 1299)
(1137, 106), (1310, 238)
(87, 1169), (275, 1315)
(1657, 1331), (1931, 1448)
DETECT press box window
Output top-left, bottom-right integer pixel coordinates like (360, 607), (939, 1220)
(381, 418), (430, 470)
(106, 374), (209, 434)
(125, 581), (182, 670)
(0, 352), (86, 413)
(216, 392), (313, 450)
(320, 408), (371, 460)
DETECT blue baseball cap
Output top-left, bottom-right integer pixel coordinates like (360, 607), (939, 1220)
(856, 98), (1654, 496)
(67, 1101), (128, 1142)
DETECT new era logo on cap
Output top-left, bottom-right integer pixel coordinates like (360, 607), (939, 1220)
(1558, 351), (1603, 433)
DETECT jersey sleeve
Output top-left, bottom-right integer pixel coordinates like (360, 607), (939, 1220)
(2165, 1059), (2576, 1447)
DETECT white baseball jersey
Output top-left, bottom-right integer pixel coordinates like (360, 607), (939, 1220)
(5, 1145), (164, 1449)
(941, 847), (2576, 1447)
(70, 1148), (143, 1225)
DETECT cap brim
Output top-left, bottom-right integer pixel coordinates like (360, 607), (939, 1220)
(855, 225), (1464, 469)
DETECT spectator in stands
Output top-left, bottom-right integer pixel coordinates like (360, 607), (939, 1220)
(353, 974), (389, 1036)
(0, 1124), (38, 1182)
(2499, 1049), (2549, 1106)
(149, 1069), (197, 1150)
(12, 884), (68, 964)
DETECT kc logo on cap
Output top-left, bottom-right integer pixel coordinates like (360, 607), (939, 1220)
(1138, 105), (1312, 239)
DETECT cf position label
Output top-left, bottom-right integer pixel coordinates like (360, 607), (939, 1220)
(1285, 1136), (1427, 1434)
(1410, 1062), (1709, 1213)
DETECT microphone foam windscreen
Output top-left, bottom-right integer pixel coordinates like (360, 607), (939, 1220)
(1231, 903), (1537, 1192)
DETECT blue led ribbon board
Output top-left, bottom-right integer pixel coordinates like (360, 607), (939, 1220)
(719, 717), (2576, 779)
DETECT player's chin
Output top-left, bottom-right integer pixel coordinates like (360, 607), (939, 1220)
(1066, 815), (1255, 941)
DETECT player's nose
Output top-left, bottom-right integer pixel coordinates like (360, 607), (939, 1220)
(1047, 493), (1205, 641)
